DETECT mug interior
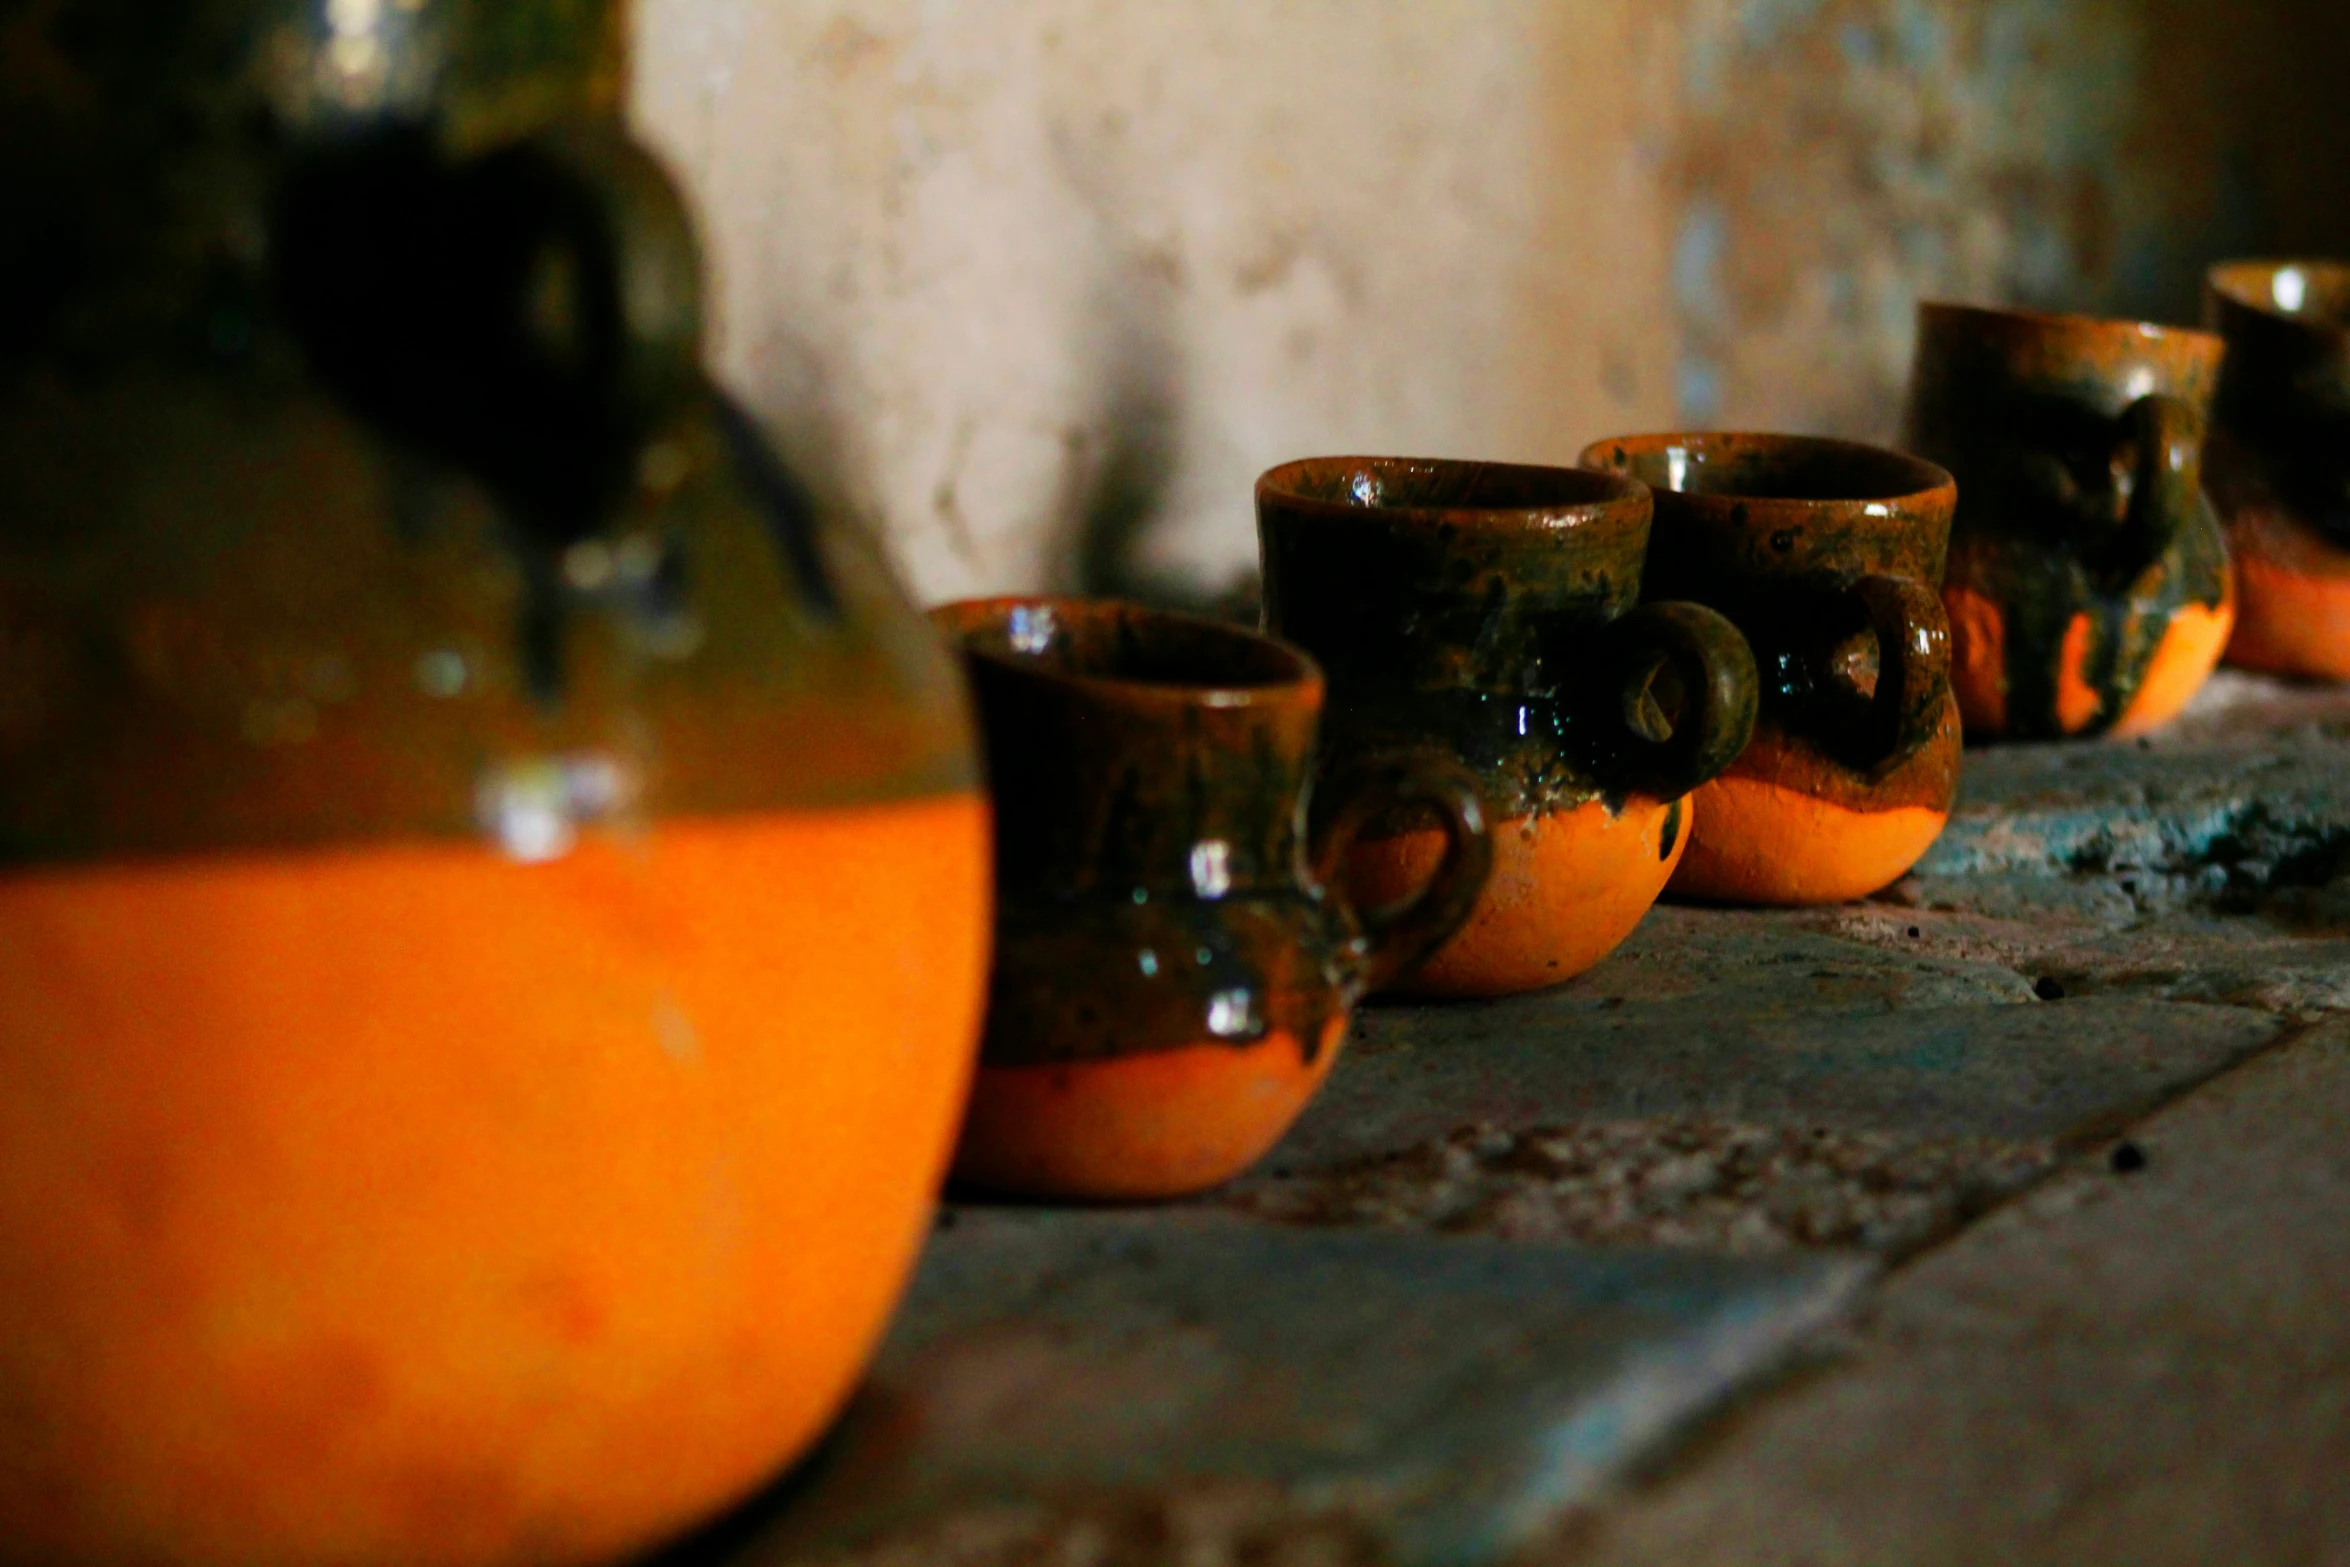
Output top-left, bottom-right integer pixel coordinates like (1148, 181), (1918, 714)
(940, 598), (1313, 693)
(1262, 456), (1636, 515)
(2210, 261), (2350, 334)
(1586, 434), (1946, 505)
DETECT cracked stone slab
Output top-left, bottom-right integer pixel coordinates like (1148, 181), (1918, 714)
(679, 1211), (1865, 1567)
(1545, 1021), (2350, 1567)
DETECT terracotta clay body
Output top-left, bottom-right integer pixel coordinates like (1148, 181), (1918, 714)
(1257, 459), (1756, 996)
(0, 9), (986, 1566)
(935, 599), (1490, 1199)
(1580, 434), (1959, 907)
(1901, 303), (2233, 738)
(2203, 262), (2350, 681)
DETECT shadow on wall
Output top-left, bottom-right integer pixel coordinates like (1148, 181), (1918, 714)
(1674, 0), (2350, 439)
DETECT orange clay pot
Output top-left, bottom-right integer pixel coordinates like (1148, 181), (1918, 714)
(1581, 432), (1961, 907)
(0, 12), (993, 1562)
(0, 803), (987, 1567)
(2204, 261), (2350, 681)
(1341, 795), (1689, 996)
(1902, 302), (2232, 739)
(935, 599), (1491, 1201)
(1256, 458), (1756, 995)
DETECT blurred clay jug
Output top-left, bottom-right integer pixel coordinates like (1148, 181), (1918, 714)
(0, 5), (988, 1564)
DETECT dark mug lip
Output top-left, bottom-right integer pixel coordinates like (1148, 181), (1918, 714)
(1576, 431), (1955, 518)
(1255, 454), (1648, 533)
(1913, 298), (2226, 361)
(2207, 259), (2350, 342)
(931, 595), (1323, 711)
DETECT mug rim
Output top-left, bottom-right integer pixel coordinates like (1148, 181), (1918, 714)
(1255, 454), (1647, 531)
(931, 595), (1324, 711)
(1915, 298), (2225, 357)
(1576, 431), (1955, 512)
(2206, 259), (2350, 343)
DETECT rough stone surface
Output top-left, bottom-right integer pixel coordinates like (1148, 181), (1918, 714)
(1538, 1022), (2350, 1567)
(1912, 672), (2350, 923)
(685, 1212), (1864, 1567)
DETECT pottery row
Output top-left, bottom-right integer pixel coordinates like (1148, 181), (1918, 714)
(3, 8), (2346, 1562)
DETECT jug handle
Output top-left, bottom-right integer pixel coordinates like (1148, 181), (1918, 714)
(1311, 754), (1493, 995)
(1849, 573), (1951, 768)
(495, 120), (705, 443)
(2114, 392), (2205, 580)
(1601, 600), (1758, 800)
(274, 118), (702, 527)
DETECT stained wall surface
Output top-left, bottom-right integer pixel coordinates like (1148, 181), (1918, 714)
(630, 0), (2350, 607)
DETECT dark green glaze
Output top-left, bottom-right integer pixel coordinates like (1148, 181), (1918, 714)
(0, 0), (972, 868)
(934, 598), (1492, 1066)
(1579, 432), (1957, 811)
(1254, 457), (1758, 829)
(2206, 261), (2350, 544)
(1900, 301), (2229, 740)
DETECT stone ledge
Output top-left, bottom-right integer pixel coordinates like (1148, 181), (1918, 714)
(676, 672), (2350, 1566)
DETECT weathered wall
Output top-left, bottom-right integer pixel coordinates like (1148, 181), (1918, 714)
(629, 0), (2350, 607)
(1675, 0), (2350, 439)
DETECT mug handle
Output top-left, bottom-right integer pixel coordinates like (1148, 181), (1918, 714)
(1849, 573), (1951, 767)
(2114, 392), (2205, 579)
(1600, 601), (1759, 800)
(1311, 753), (1494, 995)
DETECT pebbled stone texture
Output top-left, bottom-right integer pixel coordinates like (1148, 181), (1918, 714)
(1230, 1120), (2057, 1259)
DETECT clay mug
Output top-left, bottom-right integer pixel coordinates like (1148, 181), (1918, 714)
(1900, 302), (2234, 738)
(1255, 457), (1757, 995)
(1579, 433), (1958, 906)
(933, 597), (1492, 1200)
(2203, 261), (2350, 680)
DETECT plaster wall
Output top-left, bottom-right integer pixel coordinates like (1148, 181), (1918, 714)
(630, 0), (2350, 607)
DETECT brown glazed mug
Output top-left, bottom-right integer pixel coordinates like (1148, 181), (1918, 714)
(1256, 457), (1756, 996)
(2203, 261), (2350, 681)
(1580, 433), (1958, 906)
(1900, 302), (2234, 738)
(932, 597), (1491, 1200)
